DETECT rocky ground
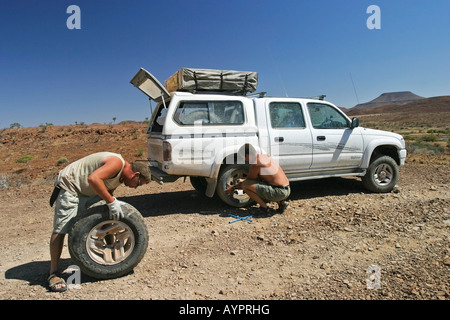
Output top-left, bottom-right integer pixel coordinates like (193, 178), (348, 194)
(0, 123), (449, 301)
(0, 151), (448, 301)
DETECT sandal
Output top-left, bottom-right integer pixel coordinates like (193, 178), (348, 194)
(277, 200), (289, 213)
(48, 273), (67, 292)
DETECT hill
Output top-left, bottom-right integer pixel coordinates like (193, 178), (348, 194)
(352, 91), (424, 110)
(344, 96), (450, 155)
(346, 96), (450, 118)
(0, 122), (148, 189)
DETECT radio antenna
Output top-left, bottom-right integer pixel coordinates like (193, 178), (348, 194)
(349, 72), (360, 104)
(269, 50), (289, 97)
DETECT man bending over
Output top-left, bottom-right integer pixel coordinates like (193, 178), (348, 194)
(48, 152), (151, 292)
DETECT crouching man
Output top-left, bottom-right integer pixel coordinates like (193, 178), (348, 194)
(47, 152), (151, 292)
(225, 144), (290, 214)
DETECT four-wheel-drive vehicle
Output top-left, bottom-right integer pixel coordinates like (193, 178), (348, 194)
(131, 68), (407, 207)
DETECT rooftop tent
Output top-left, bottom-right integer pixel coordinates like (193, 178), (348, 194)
(164, 68), (258, 94)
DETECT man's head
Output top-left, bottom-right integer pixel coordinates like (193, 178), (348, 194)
(238, 144), (257, 164)
(122, 162), (152, 188)
(132, 162), (152, 183)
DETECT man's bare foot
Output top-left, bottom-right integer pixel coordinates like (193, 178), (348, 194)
(48, 273), (67, 292)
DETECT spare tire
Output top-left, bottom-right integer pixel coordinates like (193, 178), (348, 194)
(68, 201), (148, 280)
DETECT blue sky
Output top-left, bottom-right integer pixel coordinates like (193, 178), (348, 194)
(1, 0), (449, 128)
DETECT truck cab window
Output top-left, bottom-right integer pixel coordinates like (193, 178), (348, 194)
(269, 102), (305, 128)
(174, 102), (209, 125)
(307, 103), (349, 129)
(174, 101), (244, 125)
(210, 101), (244, 124)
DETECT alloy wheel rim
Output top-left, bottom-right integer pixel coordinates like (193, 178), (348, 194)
(86, 220), (135, 265)
(374, 163), (393, 186)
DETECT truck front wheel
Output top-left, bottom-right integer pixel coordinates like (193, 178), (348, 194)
(362, 155), (399, 193)
(216, 165), (254, 207)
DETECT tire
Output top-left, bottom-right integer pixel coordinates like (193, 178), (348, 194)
(68, 201), (148, 280)
(216, 164), (254, 207)
(362, 155), (399, 193)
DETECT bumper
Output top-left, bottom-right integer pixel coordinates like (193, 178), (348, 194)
(399, 149), (407, 166)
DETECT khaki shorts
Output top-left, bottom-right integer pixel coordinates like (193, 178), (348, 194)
(255, 182), (290, 202)
(53, 189), (101, 234)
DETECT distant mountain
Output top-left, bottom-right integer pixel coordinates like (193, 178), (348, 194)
(346, 96), (450, 116)
(353, 91), (424, 109)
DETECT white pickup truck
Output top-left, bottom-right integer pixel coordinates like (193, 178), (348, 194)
(131, 68), (407, 207)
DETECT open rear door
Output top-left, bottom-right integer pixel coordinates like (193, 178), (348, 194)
(130, 68), (170, 103)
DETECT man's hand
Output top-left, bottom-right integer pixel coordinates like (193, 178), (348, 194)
(107, 198), (124, 220)
(225, 184), (235, 195)
(225, 179), (244, 195)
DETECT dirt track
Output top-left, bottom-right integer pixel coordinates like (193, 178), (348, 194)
(0, 152), (449, 300)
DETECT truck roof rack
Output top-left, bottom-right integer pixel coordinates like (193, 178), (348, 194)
(186, 90), (248, 96)
(309, 95), (326, 100)
(247, 92), (267, 98)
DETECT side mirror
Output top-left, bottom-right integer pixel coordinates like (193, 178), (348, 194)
(350, 117), (359, 129)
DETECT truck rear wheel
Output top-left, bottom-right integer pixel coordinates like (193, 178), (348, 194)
(216, 164), (254, 207)
(68, 202), (148, 280)
(362, 155), (399, 193)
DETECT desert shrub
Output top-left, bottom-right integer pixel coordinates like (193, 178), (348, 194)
(403, 135), (413, 141)
(38, 122), (54, 133)
(422, 134), (438, 142)
(136, 148), (144, 157)
(407, 141), (444, 155)
(16, 155), (33, 163)
(56, 157), (69, 165)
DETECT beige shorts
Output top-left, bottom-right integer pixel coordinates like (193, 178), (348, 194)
(53, 189), (100, 234)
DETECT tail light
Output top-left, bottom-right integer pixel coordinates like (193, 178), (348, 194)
(163, 141), (172, 161)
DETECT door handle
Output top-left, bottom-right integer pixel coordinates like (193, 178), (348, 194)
(317, 136), (326, 141)
(274, 137), (284, 142)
